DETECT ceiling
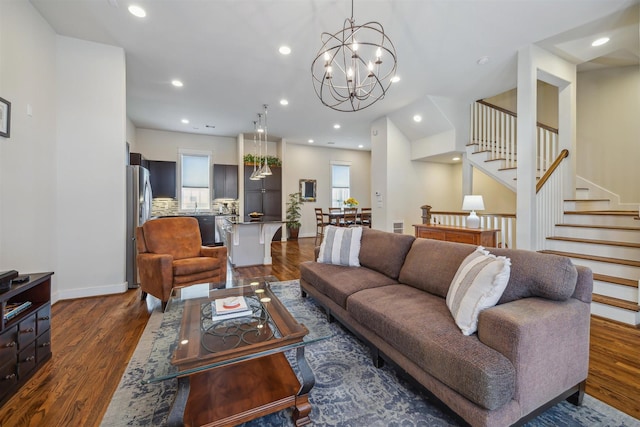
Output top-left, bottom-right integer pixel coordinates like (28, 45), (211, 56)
(30, 0), (639, 153)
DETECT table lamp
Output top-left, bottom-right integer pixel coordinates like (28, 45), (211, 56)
(462, 195), (484, 229)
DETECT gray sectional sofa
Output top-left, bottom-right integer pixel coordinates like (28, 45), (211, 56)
(299, 227), (593, 427)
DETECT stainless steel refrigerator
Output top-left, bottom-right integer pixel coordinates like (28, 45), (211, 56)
(126, 165), (153, 288)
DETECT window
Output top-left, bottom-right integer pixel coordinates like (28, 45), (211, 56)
(179, 150), (211, 211)
(331, 163), (350, 207)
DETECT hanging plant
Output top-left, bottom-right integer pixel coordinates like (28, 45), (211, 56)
(243, 154), (281, 167)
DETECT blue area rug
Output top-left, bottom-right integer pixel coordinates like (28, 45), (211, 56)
(101, 280), (639, 427)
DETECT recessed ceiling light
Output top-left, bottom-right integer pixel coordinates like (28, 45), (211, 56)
(181, 119), (189, 124)
(592, 37), (610, 47)
(128, 5), (146, 18)
(308, 139), (314, 143)
(171, 80), (183, 87)
(279, 46), (291, 55)
(413, 115), (422, 123)
(452, 156), (461, 161)
(333, 124), (341, 129)
(477, 56), (490, 65)
(280, 99), (289, 106)
(358, 144), (364, 148)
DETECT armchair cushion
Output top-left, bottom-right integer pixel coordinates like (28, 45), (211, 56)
(141, 217), (202, 259)
(173, 256), (224, 276)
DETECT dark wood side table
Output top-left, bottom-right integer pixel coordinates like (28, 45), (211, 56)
(413, 224), (499, 248)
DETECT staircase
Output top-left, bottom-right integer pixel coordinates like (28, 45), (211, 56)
(540, 192), (640, 325)
(468, 101), (640, 326)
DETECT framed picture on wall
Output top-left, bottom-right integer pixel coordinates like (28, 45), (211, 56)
(0, 97), (10, 138)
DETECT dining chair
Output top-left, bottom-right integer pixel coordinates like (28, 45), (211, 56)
(342, 207), (358, 227)
(314, 208), (329, 245)
(357, 207), (372, 228)
(328, 207), (342, 226)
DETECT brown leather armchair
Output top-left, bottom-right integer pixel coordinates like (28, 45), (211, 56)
(136, 217), (227, 306)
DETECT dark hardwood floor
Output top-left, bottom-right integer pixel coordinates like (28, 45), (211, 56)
(0, 237), (637, 426)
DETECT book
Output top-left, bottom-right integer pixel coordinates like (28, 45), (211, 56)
(211, 296), (251, 321)
(4, 301), (32, 321)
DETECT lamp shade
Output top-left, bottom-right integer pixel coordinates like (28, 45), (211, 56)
(462, 195), (485, 212)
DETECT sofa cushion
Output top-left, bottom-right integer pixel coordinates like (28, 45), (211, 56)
(318, 225), (362, 267)
(399, 239), (475, 298)
(447, 246), (511, 335)
(300, 261), (398, 308)
(489, 248), (578, 303)
(347, 284), (516, 410)
(358, 227), (415, 279)
(399, 238), (579, 303)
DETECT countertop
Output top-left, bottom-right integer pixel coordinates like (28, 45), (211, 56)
(225, 216), (285, 225)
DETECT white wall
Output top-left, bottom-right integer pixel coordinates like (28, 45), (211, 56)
(135, 128), (237, 163)
(577, 65), (639, 203)
(372, 117), (461, 233)
(55, 36), (127, 300)
(283, 143), (371, 238)
(0, 1), (57, 290)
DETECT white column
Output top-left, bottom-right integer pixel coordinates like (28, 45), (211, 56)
(516, 46), (538, 250)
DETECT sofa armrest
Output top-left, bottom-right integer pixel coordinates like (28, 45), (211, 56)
(477, 297), (590, 415)
(200, 245), (227, 259)
(136, 253), (174, 301)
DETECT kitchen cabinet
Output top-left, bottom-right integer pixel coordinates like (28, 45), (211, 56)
(149, 161), (176, 198)
(213, 164), (238, 199)
(129, 152), (149, 169)
(244, 166), (282, 241)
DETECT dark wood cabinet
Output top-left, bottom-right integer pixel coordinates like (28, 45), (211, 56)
(413, 224), (498, 247)
(0, 272), (53, 407)
(244, 166), (281, 216)
(149, 160), (176, 198)
(213, 164), (238, 199)
(244, 166), (282, 241)
(129, 152), (149, 169)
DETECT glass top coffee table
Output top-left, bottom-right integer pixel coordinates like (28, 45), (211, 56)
(143, 277), (332, 427)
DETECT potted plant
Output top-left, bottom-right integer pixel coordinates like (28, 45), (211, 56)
(286, 192), (304, 240)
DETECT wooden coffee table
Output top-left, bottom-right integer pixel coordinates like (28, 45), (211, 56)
(143, 277), (330, 426)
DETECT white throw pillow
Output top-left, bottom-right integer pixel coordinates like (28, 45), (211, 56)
(446, 246), (511, 335)
(317, 225), (362, 267)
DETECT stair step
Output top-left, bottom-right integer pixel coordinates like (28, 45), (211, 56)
(593, 274), (638, 289)
(555, 224), (640, 232)
(546, 236), (640, 249)
(592, 294), (640, 312)
(538, 250), (640, 268)
(565, 210), (637, 216)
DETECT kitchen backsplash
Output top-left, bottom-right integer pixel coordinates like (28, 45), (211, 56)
(151, 198), (179, 217)
(151, 198), (238, 217)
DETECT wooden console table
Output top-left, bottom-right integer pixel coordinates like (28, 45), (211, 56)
(413, 224), (498, 248)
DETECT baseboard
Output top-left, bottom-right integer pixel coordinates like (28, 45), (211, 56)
(55, 281), (128, 301)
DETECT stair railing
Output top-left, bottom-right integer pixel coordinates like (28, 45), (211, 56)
(428, 211), (517, 249)
(535, 149), (569, 250)
(470, 101), (559, 177)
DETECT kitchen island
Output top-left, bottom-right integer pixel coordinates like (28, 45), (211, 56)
(221, 216), (285, 267)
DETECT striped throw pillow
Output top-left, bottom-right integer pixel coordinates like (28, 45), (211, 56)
(317, 225), (362, 267)
(446, 246), (511, 335)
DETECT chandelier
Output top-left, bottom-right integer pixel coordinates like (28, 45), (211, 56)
(249, 105), (272, 180)
(311, 0), (397, 112)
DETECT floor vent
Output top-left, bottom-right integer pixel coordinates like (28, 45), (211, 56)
(393, 220), (404, 234)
